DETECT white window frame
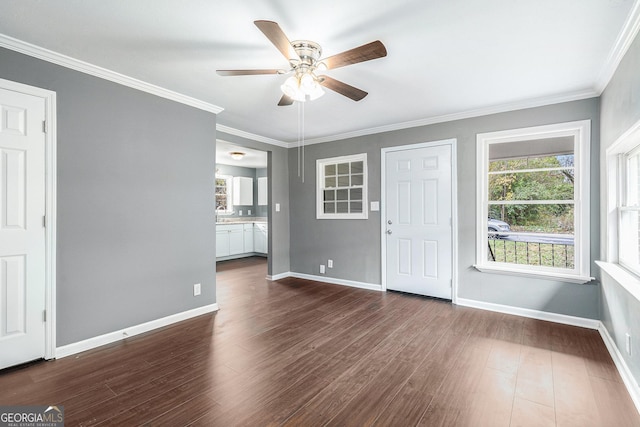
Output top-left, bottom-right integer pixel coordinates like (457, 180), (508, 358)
(619, 146), (640, 276)
(215, 174), (233, 215)
(475, 120), (592, 283)
(316, 153), (368, 220)
(598, 117), (640, 304)
(598, 121), (640, 280)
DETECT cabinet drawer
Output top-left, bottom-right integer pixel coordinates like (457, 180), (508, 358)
(217, 223), (244, 232)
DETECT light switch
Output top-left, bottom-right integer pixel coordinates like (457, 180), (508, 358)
(275, 203), (281, 212)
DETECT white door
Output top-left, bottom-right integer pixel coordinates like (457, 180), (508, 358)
(384, 143), (453, 299)
(0, 87), (46, 369)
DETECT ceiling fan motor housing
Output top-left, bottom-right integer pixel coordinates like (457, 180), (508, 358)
(291, 40), (323, 72)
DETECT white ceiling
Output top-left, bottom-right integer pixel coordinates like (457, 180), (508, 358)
(216, 140), (267, 168)
(0, 0), (637, 144)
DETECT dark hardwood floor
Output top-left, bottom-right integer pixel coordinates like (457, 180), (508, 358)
(1, 256), (638, 426)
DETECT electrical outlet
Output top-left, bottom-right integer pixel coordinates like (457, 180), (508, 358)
(238, 210), (243, 216)
(248, 209), (252, 215)
(626, 333), (632, 355)
(328, 259), (333, 268)
(320, 264), (326, 274)
(193, 283), (201, 296)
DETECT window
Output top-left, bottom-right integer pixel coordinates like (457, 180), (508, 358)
(619, 146), (640, 276)
(317, 153), (368, 219)
(476, 120), (591, 283)
(215, 174), (233, 215)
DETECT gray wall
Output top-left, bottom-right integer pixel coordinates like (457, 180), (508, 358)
(600, 31), (640, 382)
(0, 47), (217, 346)
(289, 98), (600, 319)
(216, 132), (290, 277)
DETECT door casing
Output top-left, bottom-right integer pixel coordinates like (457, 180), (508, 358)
(1, 78), (57, 360)
(381, 139), (458, 303)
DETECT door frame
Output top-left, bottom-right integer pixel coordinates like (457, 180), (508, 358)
(1, 78), (57, 360)
(380, 139), (458, 303)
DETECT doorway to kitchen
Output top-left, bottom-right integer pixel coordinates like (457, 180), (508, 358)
(215, 140), (269, 267)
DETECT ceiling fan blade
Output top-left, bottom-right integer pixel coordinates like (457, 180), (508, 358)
(319, 76), (368, 101)
(278, 94), (294, 106)
(254, 20), (298, 61)
(322, 40), (387, 70)
(216, 69), (282, 76)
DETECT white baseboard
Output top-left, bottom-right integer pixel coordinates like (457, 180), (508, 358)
(267, 271), (292, 281)
(598, 323), (640, 414)
(55, 303), (219, 359)
(456, 298), (600, 329)
(289, 272), (382, 292)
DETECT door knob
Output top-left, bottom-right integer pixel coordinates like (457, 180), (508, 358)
(386, 229), (392, 235)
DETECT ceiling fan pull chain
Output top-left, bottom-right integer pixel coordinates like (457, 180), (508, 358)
(302, 102), (305, 184)
(297, 102), (301, 178)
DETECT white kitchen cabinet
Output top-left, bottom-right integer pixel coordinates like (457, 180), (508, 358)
(229, 227), (244, 255)
(258, 177), (268, 206)
(243, 223), (254, 252)
(216, 229), (230, 257)
(217, 222), (267, 259)
(253, 223), (268, 254)
(232, 176), (253, 206)
(216, 224), (244, 257)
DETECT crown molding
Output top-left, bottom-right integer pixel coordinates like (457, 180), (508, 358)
(220, 89), (599, 149)
(0, 33), (224, 114)
(298, 89), (599, 146)
(595, 0), (640, 93)
(216, 124), (289, 148)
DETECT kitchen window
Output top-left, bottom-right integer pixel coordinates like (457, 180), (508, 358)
(215, 174), (233, 215)
(316, 153), (368, 219)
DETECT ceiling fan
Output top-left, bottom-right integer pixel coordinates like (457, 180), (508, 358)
(216, 20), (387, 106)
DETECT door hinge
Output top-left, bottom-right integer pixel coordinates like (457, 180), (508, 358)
(42, 120), (46, 133)
(43, 310), (46, 322)
(43, 215), (46, 228)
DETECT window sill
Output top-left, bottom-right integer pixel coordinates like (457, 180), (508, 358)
(473, 264), (594, 284)
(596, 261), (640, 303)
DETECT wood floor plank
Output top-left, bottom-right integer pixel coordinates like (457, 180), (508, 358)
(372, 330), (469, 426)
(1, 257), (638, 426)
(510, 397), (556, 427)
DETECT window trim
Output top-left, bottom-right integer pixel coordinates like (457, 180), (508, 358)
(619, 147), (640, 276)
(475, 120), (592, 283)
(316, 153), (368, 220)
(605, 117), (640, 281)
(215, 174), (233, 215)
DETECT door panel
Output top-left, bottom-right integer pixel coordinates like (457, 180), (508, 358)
(0, 87), (46, 369)
(385, 144), (452, 299)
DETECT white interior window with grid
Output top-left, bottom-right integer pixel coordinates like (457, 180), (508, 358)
(316, 153), (368, 219)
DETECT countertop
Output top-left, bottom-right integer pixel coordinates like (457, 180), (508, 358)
(216, 218), (267, 225)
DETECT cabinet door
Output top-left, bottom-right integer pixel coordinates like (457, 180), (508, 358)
(232, 176), (254, 206)
(258, 177), (268, 206)
(216, 231), (230, 257)
(244, 226), (254, 252)
(254, 226), (267, 254)
(229, 229), (244, 255)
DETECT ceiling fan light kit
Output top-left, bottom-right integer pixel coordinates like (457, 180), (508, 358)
(216, 20), (387, 106)
(281, 71), (325, 102)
